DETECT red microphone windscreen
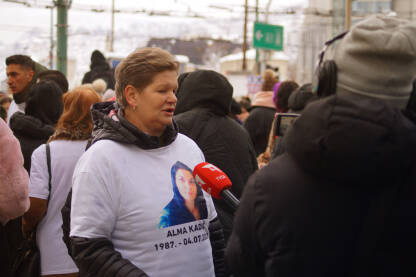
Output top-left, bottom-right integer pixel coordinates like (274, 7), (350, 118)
(193, 162), (232, 199)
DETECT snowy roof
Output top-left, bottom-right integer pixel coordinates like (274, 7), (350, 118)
(220, 48), (289, 62)
(104, 51), (131, 60)
(175, 55), (190, 63)
(103, 51), (189, 64)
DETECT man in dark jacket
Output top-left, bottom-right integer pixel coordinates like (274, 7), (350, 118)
(226, 15), (416, 277)
(5, 54), (47, 124)
(174, 70), (258, 241)
(82, 50), (115, 89)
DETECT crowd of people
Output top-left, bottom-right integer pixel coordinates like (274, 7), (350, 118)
(0, 14), (415, 277)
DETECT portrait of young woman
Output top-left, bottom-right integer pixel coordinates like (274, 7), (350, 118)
(158, 161), (208, 228)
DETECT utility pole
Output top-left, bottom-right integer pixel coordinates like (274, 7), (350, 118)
(255, 0), (260, 74)
(262, 0), (273, 74)
(110, 0), (115, 52)
(265, 0), (273, 23)
(242, 0), (248, 71)
(49, 6), (54, 69)
(346, 0), (352, 30)
(55, 0), (70, 76)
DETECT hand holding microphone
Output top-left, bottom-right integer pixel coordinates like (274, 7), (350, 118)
(193, 162), (239, 212)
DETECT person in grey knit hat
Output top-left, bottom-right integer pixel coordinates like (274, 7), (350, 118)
(322, 15), (416, 108)
(226, 15), (416, 277)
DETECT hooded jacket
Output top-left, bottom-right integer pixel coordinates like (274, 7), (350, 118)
(67, 102), (227, 277)
(226, 93), (416, 277)
(174, 70), (258, 241)
(8, 88), (60, 276)
(9, 80), (62, 172)
(81, 50), (115, 89)
(10, 112), (55, 172)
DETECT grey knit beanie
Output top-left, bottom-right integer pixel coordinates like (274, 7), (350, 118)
(328, 15), (416, 109)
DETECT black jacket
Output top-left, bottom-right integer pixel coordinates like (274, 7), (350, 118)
(10, 112), (55, 172)
(65, 102), (227, 277)
(244, 106), (276, 156)
(174, 70), (258, 242)
(0, 220), (20, 277)
(226, 93), (416, 277)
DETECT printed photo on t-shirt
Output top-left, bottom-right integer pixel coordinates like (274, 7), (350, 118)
(158, 161), (208, 229)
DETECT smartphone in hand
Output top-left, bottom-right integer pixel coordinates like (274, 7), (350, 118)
(274, 113), (300, 137)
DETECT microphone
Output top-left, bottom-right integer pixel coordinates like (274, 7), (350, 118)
(193, 162), (240, 211)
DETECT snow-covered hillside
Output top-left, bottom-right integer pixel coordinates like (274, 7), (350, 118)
(0, 1), (306, 89)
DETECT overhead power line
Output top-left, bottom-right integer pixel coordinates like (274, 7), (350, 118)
(0, 0), (300, 19)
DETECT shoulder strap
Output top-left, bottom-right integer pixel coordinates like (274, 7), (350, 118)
(46, 143), (52, 207)
(28, 143), (52, 236)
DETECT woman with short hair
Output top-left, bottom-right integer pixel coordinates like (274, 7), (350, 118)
(22, 86), (101, 277)
(70, 47), (226, 277)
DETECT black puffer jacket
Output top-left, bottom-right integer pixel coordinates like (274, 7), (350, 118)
(226, 93), (416, 277)
(174, 70), (258, 242)
(64, 102), (227, 277)
(9, 112), (55, 173)
(81, 50), (115, 89)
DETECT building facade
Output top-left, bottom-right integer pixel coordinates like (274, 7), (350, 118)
(295, 0), (414, 84)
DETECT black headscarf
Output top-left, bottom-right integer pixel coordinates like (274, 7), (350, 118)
(90, 50), (109, 70)
(174, 70), (233, 116)
(25, 80), (63, 125)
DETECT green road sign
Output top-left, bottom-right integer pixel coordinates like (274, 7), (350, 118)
(253, 22), (283, 51)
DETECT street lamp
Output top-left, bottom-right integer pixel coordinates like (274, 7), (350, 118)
(346, 0), (353, 30)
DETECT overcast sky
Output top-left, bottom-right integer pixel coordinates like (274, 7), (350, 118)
(0, 0), (308, 43)
(71, 0), (308, 10)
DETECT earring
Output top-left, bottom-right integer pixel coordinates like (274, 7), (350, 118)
(133, 105), (137, 111)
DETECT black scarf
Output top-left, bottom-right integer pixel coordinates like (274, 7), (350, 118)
(13, 87), (31, 104)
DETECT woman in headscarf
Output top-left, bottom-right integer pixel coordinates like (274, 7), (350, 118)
(82, 50), (115, 90)
(22, 86), (101, 277)
(159, 161), (208, 228)
(10, 80), (63, 172)
(7, 80), (63, 277)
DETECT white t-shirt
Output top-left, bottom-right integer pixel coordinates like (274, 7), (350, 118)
(7, 100), (25, 125)
(30, 140), (87, 275)
(71, 134), (217, 277)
